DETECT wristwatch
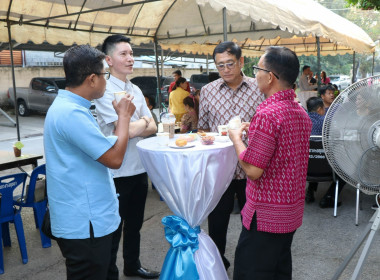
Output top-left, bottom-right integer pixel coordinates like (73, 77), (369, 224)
(140, 116), (150, 128)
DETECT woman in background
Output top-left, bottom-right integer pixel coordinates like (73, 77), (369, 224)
(180, 95), (198, 133)
(321, 71), (331, 85)
(169, 77), (190, 122)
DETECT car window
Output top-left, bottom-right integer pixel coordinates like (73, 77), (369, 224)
(55, 79), (66, 89)
(32, 79), (56, 92)
(191, 75), (209, 83)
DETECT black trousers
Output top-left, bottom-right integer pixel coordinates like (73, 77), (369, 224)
(208, 179), (246, 265)
(57, 223), (113, 280)
(233, 215), (295, 280)
(109, 173), (148, 278)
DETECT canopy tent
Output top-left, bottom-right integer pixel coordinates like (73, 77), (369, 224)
(0, 0), (376, 140)
(161, 35), (365, 57)
(0, 0), (375, 53)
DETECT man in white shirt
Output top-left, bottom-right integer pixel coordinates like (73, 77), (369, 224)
(298, 65), (317, 91)
(94, 35), (159, 279)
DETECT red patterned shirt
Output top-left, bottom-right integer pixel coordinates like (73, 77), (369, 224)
(240, 89), (312, 233)
(198, 76), (264, 179)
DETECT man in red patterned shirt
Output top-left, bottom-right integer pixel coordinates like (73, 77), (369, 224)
(198, 41), (264, 270)
(229, 46), (312, 280)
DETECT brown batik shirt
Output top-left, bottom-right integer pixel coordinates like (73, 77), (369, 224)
(198, 76), (264, 179)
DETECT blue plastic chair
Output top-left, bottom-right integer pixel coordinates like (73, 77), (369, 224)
(0, 172), (28, 274)
(14, 164), (51, 248)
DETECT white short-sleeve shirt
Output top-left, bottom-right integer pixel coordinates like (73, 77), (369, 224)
(94, 75), (152, 177)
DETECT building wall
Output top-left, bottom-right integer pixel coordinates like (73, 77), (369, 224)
(0, 66), (202, 105)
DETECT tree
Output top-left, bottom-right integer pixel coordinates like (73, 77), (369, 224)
(345, 0), (380, 10)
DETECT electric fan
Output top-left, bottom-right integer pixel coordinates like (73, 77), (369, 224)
(322, 75), (380, 280)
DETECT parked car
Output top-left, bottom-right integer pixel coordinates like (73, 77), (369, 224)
(161, 76), (174, 105)
(189, 72), (219, 91)
(8, 77), (96, 117)
(189, 74), (209, 91)
(329, 75), (351, 90)
(130, 76), (171, 108)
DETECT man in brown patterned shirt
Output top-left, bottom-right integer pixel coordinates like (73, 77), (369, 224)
(198, 41), (264, 270)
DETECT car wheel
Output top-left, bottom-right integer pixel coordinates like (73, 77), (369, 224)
(18, 100), (30, 116)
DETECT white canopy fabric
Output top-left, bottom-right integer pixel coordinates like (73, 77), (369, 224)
(0, 0), (375, 55)
(161, 35), (361, 57)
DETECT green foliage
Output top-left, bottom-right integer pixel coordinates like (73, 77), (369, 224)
(242, 57), (260, 77)
(345, 0), (380, 10)
(298, 54), (353, 77)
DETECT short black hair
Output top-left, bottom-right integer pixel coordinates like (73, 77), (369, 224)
(102, 35), (131, 55)
(175, 77), (187, 87)
(263, 46), (299, 87)
(144, 94), (156, 109)
(213, 41), (242, 61)
(63, 45), (105, 88)
(172, 70), (182, 76)
(319, 85), (335, 96)
(307, 96), (324, 112)
(302, 65), (310, 72)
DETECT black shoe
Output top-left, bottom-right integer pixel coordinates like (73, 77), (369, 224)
(124, 267), (160, 279)
(319, 196), (342, 208)
(222, 256), (230, 270)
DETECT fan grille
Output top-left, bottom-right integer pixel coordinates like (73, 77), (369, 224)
(322, 75), (380, 194)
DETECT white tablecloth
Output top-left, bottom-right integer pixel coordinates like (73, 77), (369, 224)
(137, 136), (238, 280)
(297, 90), (318, 109)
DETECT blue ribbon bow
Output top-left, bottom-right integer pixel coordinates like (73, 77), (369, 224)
(160, 215), (201, 280)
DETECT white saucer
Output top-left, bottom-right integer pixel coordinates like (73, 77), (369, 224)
(168, 143), (196, 149)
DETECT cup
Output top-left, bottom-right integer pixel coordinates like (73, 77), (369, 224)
(217, 125), (228, 136)
(13, 146), (21, 157)
(114, 91), (127, 103)
(228, 117), (242, 130)
(156, 132), (170, 146)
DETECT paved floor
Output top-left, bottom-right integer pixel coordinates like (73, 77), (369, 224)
(1, 112), (380, 280)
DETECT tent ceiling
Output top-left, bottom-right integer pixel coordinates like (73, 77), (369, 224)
(0, 0), (375, 56)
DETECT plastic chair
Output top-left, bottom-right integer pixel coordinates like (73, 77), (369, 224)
(13, 164), (51, 248)
(307, 135), (339, 217)
(0, 172), (28, 274)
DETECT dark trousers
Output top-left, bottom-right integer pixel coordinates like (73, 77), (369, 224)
(233, 215), (295, 280)
(208, 179), (246, 265)
(57, 223), (113, 280)
(109, 173), (148, 278)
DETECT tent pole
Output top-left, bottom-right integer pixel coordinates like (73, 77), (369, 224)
(161, 48), (164, 78)
(372, 52), (375, 76)
(206, 54), (209, 74)
(316, 36), (321, 92)
(352, 51), (356, 83)
(7, 21), (20, 141)
(223, 7), (227, 41)
(154, 38), (163, 114)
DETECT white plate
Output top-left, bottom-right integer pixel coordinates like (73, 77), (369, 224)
(214, 136), (230, 142)
(205, 132), (219, 136)
(168, 142), (196, 149)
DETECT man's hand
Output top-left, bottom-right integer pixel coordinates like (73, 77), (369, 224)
(228, 122), (249, 143)
(112, 94), (136, 119)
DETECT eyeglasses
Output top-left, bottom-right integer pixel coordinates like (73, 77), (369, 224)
(215, 61), (237, 71)
(252, 66), (279, 80)
(96, 71), (110, 80)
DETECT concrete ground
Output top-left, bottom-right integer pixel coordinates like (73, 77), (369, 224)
(0, 111), (380, 280)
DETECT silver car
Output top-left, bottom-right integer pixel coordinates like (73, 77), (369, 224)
(329, 75), (351, 90)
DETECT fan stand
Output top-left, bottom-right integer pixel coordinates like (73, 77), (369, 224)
(332, 201), (380, 280)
